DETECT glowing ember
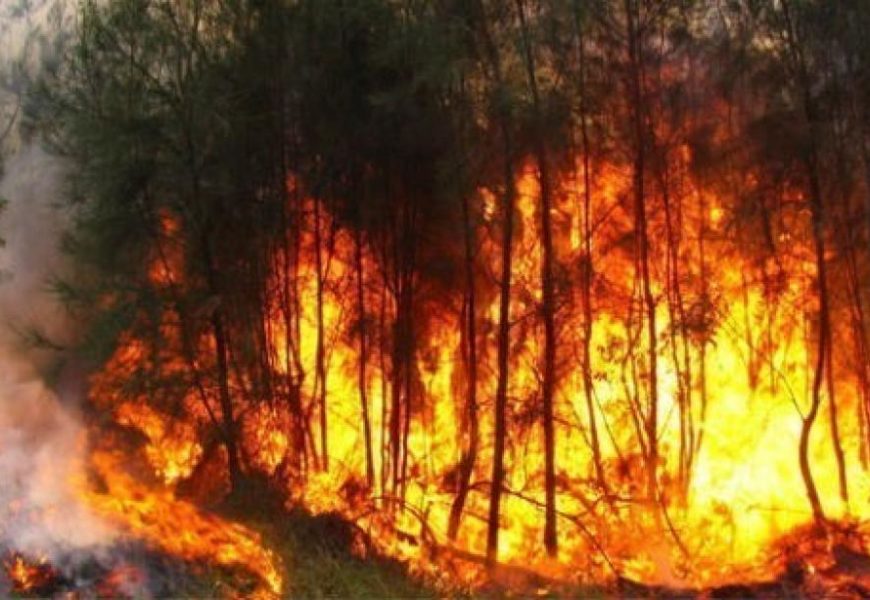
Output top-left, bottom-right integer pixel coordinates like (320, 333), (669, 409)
(3, 553), (55, 594)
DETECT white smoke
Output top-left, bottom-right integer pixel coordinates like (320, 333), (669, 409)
(0, 0), (115, 568)
(0, 145), (114, 562)
(1, 0), (73, 156)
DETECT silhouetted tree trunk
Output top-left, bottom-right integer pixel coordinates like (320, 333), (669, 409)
(475, 0), (518, 563)
(515, 0), (558, 557)
(201, 234), (244, 493)
(572, 0), (607, 495)
(624, 0), (659, 499)
(313, 195), (329, 470)
(355, 225), (375, 487)
(448, 191), (479, 541)
(780, 0), (845, 521)
(487, 127), (516, 566)
(379, 269), (390, 494)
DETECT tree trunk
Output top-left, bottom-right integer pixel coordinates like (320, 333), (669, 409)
(514, 0), (558, 557)
(355, 225), (375, 488)
(313, 196), (328, 471)
(379, 271), (390, 494)
(475, 0), (517, 567)
(572, 0), (607, 494)
(486, 127), (516, 565)
(625, 0), (659, 499)
(201, 233), (243, 493)
(781, 0), (843, 522)
(211, 309), (244, 493)
(448, 192), (480, 541)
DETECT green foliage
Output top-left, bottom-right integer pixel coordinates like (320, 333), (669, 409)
(34, 0), (286, 370)
(221, 485), (436, 599)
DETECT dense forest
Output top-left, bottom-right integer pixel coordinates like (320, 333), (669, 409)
(8, 0), (870, 592)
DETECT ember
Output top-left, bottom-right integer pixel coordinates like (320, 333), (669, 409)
(3, 554), (55, 595)
(0, 541), (276, 598)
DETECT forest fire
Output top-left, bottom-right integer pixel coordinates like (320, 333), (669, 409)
(83, 157), (870, 593)
(2, 0), (870, 597)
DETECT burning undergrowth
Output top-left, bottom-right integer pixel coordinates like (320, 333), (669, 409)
(1, 543), (239, 598)
(0, 144), (283, 597)
(83, 448), (283, 596)
(0, 432), (283, 598)
(0, 392), (283, 598)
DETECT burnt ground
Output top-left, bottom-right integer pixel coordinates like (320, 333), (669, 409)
(0, 541), (267, 598)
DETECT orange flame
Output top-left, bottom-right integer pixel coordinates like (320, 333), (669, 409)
(4, 554), (54, 594)
(82, 451), (283, 597)
(89, 154), (870, 593)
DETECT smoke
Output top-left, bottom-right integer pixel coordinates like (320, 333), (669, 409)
(1, 0), (72, 157)
(0, 144), (115, 564)
(0, 0), (115, 569)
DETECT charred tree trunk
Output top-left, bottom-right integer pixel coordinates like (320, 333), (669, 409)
(515, 0), (557, 557)
(279, 155), (307, 474)
(625, 0), (659, 499)
(572, 0), (607, 495)
(387, 197), (418, 500)
(400, 268), (415, 501)
(800, 159), (831, 524)
(211, 309), (244, 493)
(400, 201), (418, 501)
(487, 127), (516, 566)
(355, 225), (375, 488)
(202, 236), (243, 494)
(448, 192), (480, 541)
(661, 178), (692, 490)
(379, 269), (390, 494)
(782, 0), (845, 522)
(313, 195), (329, 471)
(390, 278), (403, 494)
(474, 0), (518, 567)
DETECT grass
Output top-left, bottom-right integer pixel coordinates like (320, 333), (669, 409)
(267, 509), (437, 599)
(217, 479), (613, 598)
(220, 480), (437, 599)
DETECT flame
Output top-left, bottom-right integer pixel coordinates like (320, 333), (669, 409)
(3, 554), (54, 594)
(82, 450), (283, 597)
(88, 151), (870, 593)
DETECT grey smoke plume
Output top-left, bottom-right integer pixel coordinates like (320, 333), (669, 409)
(0, 144), (114, 562)
(0, 0), (115, 568)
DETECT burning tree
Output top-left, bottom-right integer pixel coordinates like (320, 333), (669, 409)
(17, 0), (870, 595)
